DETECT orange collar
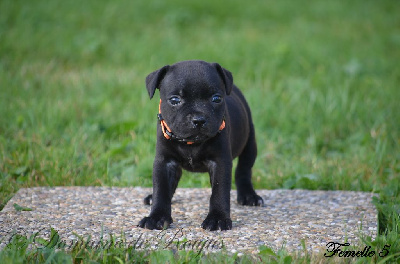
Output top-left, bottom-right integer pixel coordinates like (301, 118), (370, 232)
(157, 99), (225, 145)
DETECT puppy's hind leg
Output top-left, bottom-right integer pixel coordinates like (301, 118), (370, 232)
(235, 124), (264, 206)
(143, 194), (153, 205)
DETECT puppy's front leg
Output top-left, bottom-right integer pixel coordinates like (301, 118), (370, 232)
(201, 160), (233, 231)
(138, 160), (180, 230)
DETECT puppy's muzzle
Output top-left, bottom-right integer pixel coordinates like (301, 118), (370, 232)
(191, 116), (207, 128)
(158, 99), (225, 145)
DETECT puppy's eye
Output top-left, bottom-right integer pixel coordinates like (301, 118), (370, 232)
(211, 95), (222, 103)
(169, 96), (182, 105)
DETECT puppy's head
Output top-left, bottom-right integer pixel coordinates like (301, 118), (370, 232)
(146, 60), (233, 143)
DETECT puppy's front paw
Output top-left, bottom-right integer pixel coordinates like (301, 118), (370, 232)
(138, 215), (172, 230)
(237, 193), (264, 206)
(201, 214), (232, 231)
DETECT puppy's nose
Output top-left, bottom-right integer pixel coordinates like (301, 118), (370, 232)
(192, 117), (206, 128)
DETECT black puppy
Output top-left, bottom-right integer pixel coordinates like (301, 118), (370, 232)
(138, 60), (263, 231)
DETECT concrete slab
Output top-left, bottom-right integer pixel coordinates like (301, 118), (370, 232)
(0, 187), (377, 254)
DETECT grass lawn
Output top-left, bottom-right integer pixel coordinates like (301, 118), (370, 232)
(1, 0), (399, 262)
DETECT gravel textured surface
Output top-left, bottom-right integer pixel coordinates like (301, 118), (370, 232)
(0, 187), (377, 254)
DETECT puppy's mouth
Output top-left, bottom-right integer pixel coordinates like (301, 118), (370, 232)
(174, 127), (220, 144)
(184, 133), (211, 143)
(172, 119), (225, 144)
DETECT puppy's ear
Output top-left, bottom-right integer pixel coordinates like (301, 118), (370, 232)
(213, 63), (233, 95)
(145, 65), (170, 99)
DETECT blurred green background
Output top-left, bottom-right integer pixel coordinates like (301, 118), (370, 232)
(1, 0), (399, 207)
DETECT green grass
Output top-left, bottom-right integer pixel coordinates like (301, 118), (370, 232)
(1, 0), (399, 262)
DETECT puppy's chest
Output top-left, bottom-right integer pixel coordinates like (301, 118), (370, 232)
(177, 147), (208, 172)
